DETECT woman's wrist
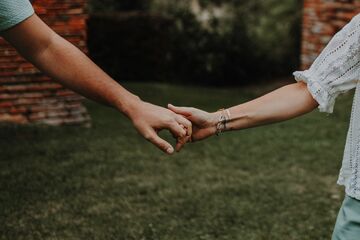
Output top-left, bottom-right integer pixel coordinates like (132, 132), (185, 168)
(208, 110), (231, 136)
(205, 112), (220, 137)
(209, 110), (227, 136)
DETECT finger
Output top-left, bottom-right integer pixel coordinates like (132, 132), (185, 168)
(176, 135), (191, 152)
(167, 121), (187, 138)
(176, 141), (184, 152)
(175, 124), (188, 152)
(191, 128), (213, 142)
(145, 130), (174, 155)
(168, 104), (193, 117)
(177, 123), (191, 152)
(175, 115), (192, 137)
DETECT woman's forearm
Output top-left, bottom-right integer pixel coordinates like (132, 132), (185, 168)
(224, 82), (319, 131)
(168, 82), (319, 141)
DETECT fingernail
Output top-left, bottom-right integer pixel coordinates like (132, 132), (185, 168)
(166, 147), (174, 154)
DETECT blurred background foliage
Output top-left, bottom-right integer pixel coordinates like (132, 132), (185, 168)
(87, 0), (303, 85)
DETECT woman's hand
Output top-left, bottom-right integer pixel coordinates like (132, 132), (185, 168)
(168, 104), (219, 142)
(126, 101), (192, 154)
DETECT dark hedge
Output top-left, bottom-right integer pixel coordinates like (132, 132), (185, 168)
(87, 2), (302, 85)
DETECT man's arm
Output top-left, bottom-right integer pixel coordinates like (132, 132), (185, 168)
(168, 82), (319, 141)
(2, 14), (191, 154)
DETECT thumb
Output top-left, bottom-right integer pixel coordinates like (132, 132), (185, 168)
(168, 104), (193, 117)
(146, 130), (174, 155)
(192, 128), (214, 142)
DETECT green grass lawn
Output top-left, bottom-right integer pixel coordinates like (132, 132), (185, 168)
(0, 81), (354, 240)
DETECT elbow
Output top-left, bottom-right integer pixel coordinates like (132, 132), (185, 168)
(32, 31), (58, 60)
(296, 82), (319, 113)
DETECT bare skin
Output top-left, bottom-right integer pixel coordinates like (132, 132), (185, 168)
(2, 14), (191, 154)
(168, 82), (319, 141)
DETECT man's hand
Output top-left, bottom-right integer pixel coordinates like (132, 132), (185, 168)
(127, 101), (192, 154)
(2, 14), (192, 155)
(168, 104), (218, 142)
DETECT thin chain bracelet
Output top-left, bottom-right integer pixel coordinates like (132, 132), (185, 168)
(215, 108), (231, 136)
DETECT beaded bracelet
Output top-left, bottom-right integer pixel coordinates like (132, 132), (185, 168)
(215, 108), (231, 136)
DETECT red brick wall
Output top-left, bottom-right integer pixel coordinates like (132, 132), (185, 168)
(0, 0), (90, 126)
(301, 0), (360, 69)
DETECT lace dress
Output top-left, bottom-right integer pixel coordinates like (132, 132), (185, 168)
(293, 13), (360, 200)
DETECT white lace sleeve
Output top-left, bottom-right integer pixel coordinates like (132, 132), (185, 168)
(293, 14), (360, 113)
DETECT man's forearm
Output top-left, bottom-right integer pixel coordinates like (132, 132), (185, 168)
(3, 14), (140, 117)
(223, 83), (319, 131)
(29, 33), (140, 115)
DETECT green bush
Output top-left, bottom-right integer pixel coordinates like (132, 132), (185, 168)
(88, 0), (302, 85)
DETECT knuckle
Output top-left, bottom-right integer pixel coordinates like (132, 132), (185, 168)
(167, 119), (177, 127)
(185, 120), (192, 127)
(144, 133), (153, 141)
(160, 142), (168, 149)
(169, 117), (177, 124)
(163, 116), (173, 125)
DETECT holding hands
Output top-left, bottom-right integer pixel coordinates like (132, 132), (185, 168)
(126, 100), (193, 154)
(168, 104), (221, 142)
(160, 104), (231, 152)
(128, 102), (223, 154)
